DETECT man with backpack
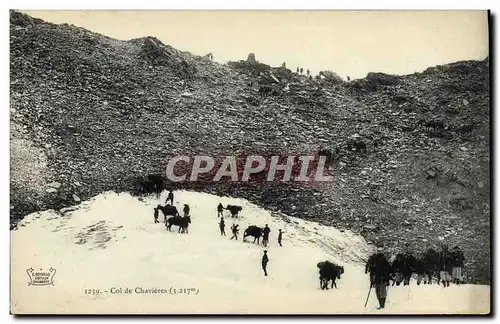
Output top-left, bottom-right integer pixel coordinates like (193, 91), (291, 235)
(366, 247), (392, 310)
(230, 224), (239, 240)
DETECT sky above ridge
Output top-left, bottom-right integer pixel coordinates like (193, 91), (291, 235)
(21, 10), (489, 79)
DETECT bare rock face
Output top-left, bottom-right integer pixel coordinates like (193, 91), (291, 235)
(10, 122), (51, 196)
(130, 36), (197, 78)
(365, 72), (400, 85)
(140, 37), (173, 62)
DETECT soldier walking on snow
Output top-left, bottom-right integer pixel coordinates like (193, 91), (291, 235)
(438, 244), (453, 288)
(402, 249), (416, 286)
(230, 224), (239, 240)
(451, 246), (465, 285)
(366, 247), (391, 310)
(217, 203), (224, 217)
(183, 204), (190, 216)
(166, 190), (174, 205)
(262, 250), (269, 276)
(391, 254), (405, 286)
(219, 217), (226, 236)
(262, 224), (271, 247)
(278, 229), (283, 247)
(153, 207), (159, 223)
(415, 257), (426, 285)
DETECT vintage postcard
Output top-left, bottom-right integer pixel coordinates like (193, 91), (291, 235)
(10, 10), (491, 315)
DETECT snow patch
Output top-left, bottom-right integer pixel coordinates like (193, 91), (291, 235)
(10, 190), (490, 314)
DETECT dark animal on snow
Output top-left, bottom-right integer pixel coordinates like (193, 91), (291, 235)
(422, 248), (440, 284)
(166, 215), (191, 233)
(133, 174), (165, 197)
(157, 204), (179, 221)
(243, 225), (263, 244)
(317, 261), (344, 290)
(415, 257), (426, 285)
(226, 205), (243, 218)
(390, 253), (405, 286)
(390, 252), (417, 286)
(402, 252), (417, 285)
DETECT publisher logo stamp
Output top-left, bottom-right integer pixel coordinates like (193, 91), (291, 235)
(26, 267), (56, 286)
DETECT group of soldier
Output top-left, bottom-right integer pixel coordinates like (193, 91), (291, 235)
(153, 189), (177, 223)
(280, 62), (311, 78)
(152, 190), (194, 234)
(149, 189), (470, 308)
(151, 191), (282, 276)
(217, 215), (279, 276)
(364, 244), (466, 310)
(295, 66), (310, 77)
(283, 63), (352, 82)
(218, 215), (283, 247)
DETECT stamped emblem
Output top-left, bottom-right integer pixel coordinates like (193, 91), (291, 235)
(26, 267), (56, 286)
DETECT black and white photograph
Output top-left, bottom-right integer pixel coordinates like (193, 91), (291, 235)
(8, 8), (491, 315)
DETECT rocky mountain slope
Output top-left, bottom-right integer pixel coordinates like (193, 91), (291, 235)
(10, 11), (490, 283)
